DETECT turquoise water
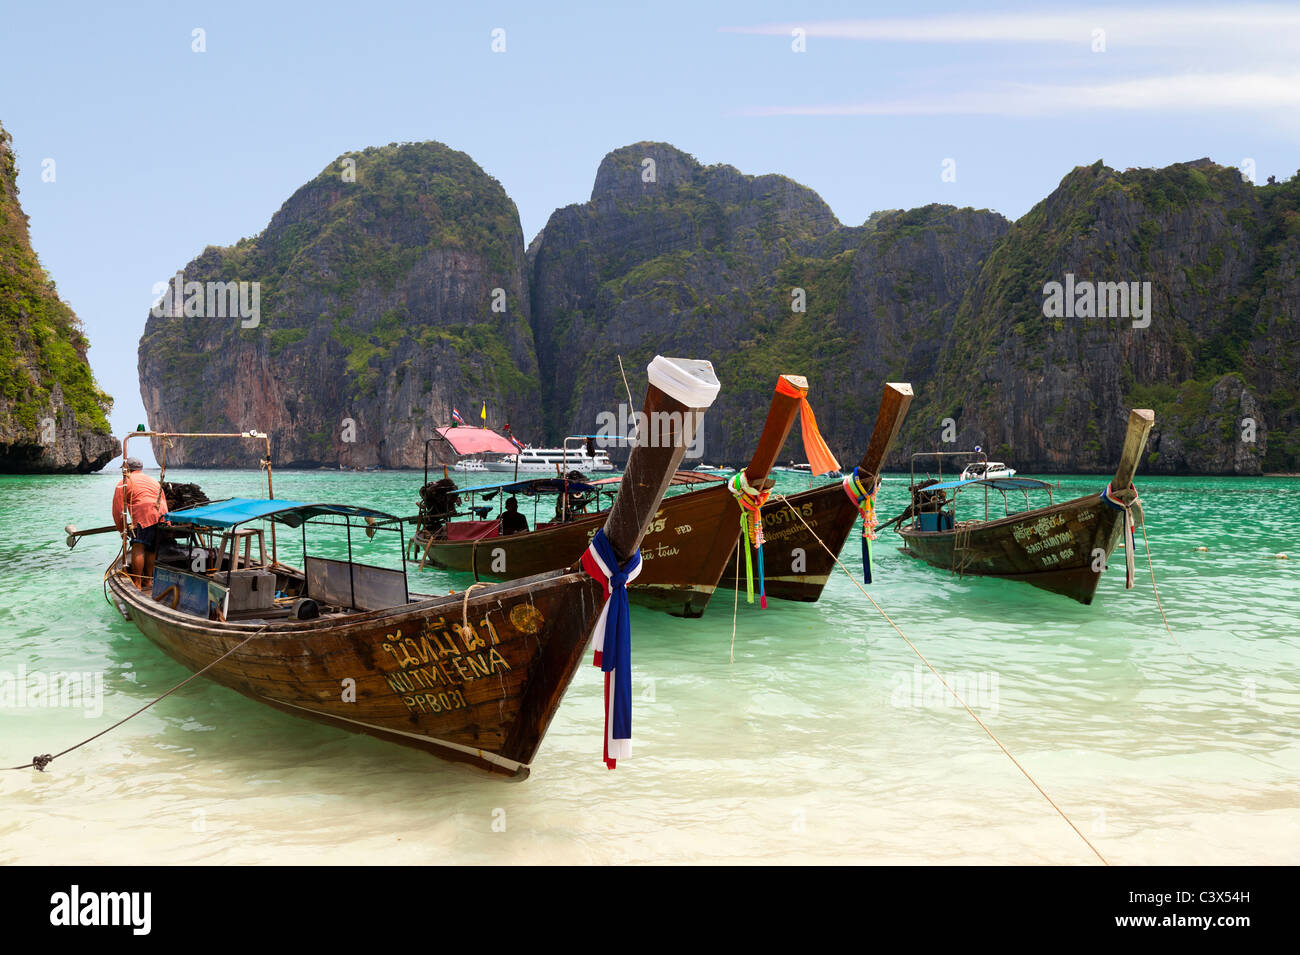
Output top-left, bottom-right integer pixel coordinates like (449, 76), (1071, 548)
(1, 468), (1297, 864)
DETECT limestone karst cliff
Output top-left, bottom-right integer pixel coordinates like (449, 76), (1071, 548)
(0, 119), (118, 473)
(138, 141), (1298, 474)
(138, 142), (539, 468)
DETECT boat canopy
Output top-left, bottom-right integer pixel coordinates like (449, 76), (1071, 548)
(448, 477), (601, 497)
(168, 497), (399, 529)
(924, 476), (1052, 493)
(435, 426), (520, 457)
(591, 470), (724, 487)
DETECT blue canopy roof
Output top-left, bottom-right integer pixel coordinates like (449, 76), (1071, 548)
(168, 497), (398, 529)
(451, 477), (600, 497)
(924, 477), (1053, 493)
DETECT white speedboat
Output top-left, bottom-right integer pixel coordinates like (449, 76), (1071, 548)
(776, 463), (842, 478)
(960, 461), (1017, 481)
(452, 458), (489, 473)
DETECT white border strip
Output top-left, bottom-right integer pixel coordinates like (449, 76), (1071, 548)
(273, 699), (526, 774)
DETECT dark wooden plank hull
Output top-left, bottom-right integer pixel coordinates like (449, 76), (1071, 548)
(717, 483), (860, 602)
(414, 373), (811, 618)
(896, 491), (1125, 604)
(893, 408), (1154, 605)
(95, 354), (721, 777)
(110, 568), (605, 777)
(415, 484), (741, 618)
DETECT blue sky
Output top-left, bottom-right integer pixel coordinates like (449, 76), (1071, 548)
(3, 1), (1298, 450)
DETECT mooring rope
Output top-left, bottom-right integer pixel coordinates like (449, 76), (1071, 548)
(1137, 520), (1187, 661)
(4, 625), (270, 772)
(769, 492), (1111, 866)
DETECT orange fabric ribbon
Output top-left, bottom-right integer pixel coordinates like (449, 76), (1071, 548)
(776, 378), (840, 476)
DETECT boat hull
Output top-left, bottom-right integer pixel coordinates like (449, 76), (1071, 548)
(109, 568), (605, 777)
(414, 485), (742, 618)
(717, 483), (861, 602)
(716, 380), (915, 604)
(896, 492), (1125, 604)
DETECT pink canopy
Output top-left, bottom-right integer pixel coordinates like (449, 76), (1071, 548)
(436, 426), (519, 456)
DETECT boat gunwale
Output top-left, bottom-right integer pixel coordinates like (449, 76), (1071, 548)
(107, 562), (581, 638)
(895, 488), (1113, 540)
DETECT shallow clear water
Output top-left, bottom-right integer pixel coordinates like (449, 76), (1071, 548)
(1, 469), (1297, 864)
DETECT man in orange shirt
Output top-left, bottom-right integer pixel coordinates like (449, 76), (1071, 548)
(111, 457), (169, 590)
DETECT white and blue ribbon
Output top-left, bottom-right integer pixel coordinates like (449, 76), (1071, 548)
(580, 529), (642, 769)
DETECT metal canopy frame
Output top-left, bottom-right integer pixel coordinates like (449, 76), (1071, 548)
(907, 450), (1054, 528)
(168, 502), (411, 609)
(117, 429), (276, 570)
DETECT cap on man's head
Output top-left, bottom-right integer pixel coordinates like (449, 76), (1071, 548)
(124, 457), (144, 471)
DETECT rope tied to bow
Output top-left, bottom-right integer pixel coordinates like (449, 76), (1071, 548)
(842, 467), (879, 583)
(728, 471), (772, 607)
(579, 529), (642, 769)
(1101, 482), (1144, 589)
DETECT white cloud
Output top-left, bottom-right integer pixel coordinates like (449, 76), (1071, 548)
(744, 72), (1300, 117)
(722, 7), (1300, 47)
(727, 7), (1300, 134)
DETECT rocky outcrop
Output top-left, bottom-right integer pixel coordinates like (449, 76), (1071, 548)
(528, 142), (1009, 464)
(0, 120), (118, 473)
(137, 142), (540, 468)
(138, 140), (1299, 474)
(907, 159), (1298, 475)
(1142, 374), (1267, 474)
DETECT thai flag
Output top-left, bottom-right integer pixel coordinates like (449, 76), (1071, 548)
(580, 529), (642, 769)
(451, 408), (465, 425)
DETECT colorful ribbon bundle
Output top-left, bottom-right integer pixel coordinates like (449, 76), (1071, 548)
(580, 529), (642, 769)
(728, 471), (772, 607)
(1101, 482), (1143, 589)
(842, 467), (879, 584)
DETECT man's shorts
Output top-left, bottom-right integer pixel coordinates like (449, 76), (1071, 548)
(130, 522), (162, 552)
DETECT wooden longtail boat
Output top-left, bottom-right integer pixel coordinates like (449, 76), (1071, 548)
(411, 375), (812, 618)
(103, 356), (719, 778)
(892, 409), (1155, 604)
(717, 382), (914, 602)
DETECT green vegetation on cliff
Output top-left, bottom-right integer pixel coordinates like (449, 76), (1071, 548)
(135, 137), (1299, 475)
(531, 146), (1006, 462)
(138, 141), (540, 466)
(0, 123), (113, 435)
(911, 158), (1300, 473)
